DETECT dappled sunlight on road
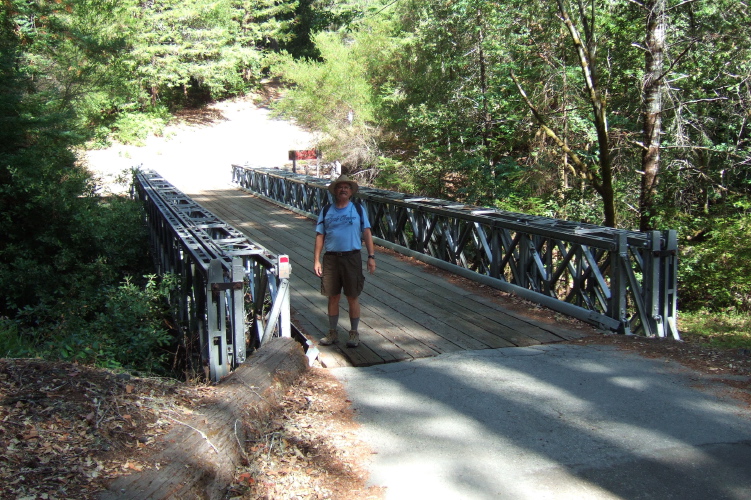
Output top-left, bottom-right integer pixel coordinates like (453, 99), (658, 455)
(333, 344), (751, 499)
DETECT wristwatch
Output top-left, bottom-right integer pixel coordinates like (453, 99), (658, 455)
(368, 254), (375, 260)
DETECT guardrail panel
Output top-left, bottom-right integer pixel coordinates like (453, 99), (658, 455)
(134, 169), (291, 382)
(232, 164), (678, 339)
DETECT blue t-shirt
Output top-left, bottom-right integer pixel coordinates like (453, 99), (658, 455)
(316, 201), (371, 253)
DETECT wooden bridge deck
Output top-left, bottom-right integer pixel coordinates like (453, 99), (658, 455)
(186, 184), (590, 368)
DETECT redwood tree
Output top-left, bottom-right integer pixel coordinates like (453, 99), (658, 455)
(639, 0), (667, 231)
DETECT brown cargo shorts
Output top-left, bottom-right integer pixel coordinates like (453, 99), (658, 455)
(320, 251), (365, 298)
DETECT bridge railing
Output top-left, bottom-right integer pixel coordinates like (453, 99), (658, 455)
(232, 165), (678, 339)
(134, 169), (291, 382)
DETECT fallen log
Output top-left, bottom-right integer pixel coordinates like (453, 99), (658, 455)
(99, 336), (309, 500)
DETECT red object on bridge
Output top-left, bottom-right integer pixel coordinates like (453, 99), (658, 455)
(288, 149), (318, 161)
(278, 254), (291, 279)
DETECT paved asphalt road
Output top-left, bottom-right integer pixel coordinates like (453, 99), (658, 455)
(332, 343), (751, 500)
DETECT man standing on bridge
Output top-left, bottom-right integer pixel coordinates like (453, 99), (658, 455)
(313, 175), (376, 348)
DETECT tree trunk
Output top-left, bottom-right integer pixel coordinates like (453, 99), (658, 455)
(639, 0), (667, 231)
(477, 18), (494, 198)
(556, 0), (617, 227)
(560, 50), (570, 201)
(99, 337), (309, 500)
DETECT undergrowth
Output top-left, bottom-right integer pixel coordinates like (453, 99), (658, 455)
(678, 310), (751, 350)
(0, 186), (179, 375)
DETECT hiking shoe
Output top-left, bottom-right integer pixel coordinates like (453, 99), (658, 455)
(346, 330), (360, 348)
(320, 329), (337, 346)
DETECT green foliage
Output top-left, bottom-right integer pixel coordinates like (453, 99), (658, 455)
(3, 0), (304, 138)
(679, 311), (751, 350)
(125, 0), (299, 111)
(110, 109), (171, 145)
(132, 0), (244, 105)
(373, 156), (416, 194)
(679, 209), (751, 312)
(1, 274), (178, 372)
(0, 13), (158, 367)
(372, 0), (512, 199)
(272, 30), (383, 170)
(274, 32), (376, 129)
(0, 173), (163, 372)
(64, 274), (177, 371)
(283, 0), (364, 59)
(6, 0), (137, 142)
(0, 321), (35, 359)
(1, 0), (318, 374)
(91, 195), (151, 275)
(0, 177), (150, 315)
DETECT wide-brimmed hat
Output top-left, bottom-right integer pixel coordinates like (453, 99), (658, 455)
(328, 175), (359, 195)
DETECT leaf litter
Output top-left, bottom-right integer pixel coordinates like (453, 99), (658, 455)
(0, 358), (383, 499)
(227, 366), (383, 500)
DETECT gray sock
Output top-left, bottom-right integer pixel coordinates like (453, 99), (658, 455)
(350, 317), (360, 332)
(328, 315), (339, 330)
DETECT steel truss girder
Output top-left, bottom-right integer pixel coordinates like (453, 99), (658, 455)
(134, 169), (291, 382)
(231, 165), (679, 339)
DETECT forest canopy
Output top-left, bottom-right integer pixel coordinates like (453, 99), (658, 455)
(273, 0), (751, 313)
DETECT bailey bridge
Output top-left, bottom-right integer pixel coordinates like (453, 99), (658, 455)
(134, 166), (678, 378)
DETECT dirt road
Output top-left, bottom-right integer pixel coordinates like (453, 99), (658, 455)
(84, 97), (315, 195)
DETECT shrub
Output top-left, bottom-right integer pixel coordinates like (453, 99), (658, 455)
(680, 211), (751, 312)
(0, 184), (165, 372)
(4, 274), (178, 373)
(110, 108), (170, 145)
(60, 274), (178, 372)
(679, 310), (751, 349)
(0, 319), (35, 358)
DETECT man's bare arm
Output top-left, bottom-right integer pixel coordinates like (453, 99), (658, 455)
(314, 233), (325, 276)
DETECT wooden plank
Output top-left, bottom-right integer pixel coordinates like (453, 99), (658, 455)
(364, 266), (524, 348)
(460, 291), (590, 341)
(201, 194), (465, 358)
(355, 248), (566, 345)
(291, 299), (412, 365)
(198, 192), (524, 350)
(288, 279), (416, 364)
(356, 247), (588, 343)
(355, 243), (583, 345)
(289, 270), (451, 358)
(187, 188), (589, 364)
(365, 271), (534, 347)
